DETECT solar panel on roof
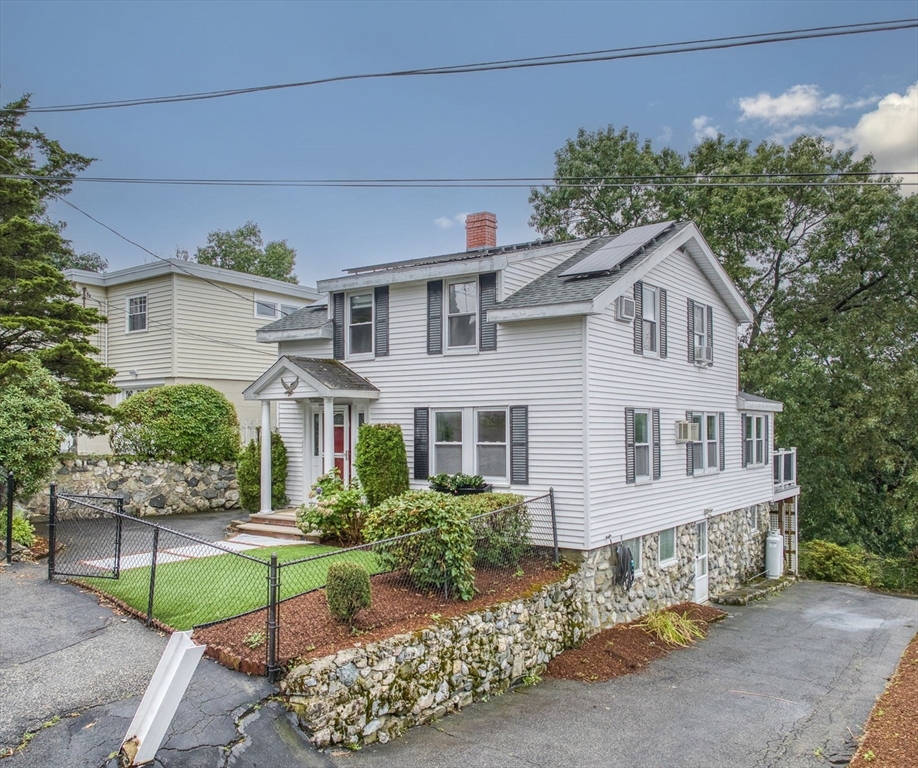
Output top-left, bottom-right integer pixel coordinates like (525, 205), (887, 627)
(559, 221), (676, 278)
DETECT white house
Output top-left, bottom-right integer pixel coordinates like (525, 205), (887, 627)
(244, 214), (799, 601)
(66, 259), (321, 453)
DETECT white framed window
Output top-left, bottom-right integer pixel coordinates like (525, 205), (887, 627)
(744, 414), (767, 466)
(634, 410), (651, 482)
(255, 299), (277, 318)
(446, 280), (478, 349)
(658, 527), (677, 566)
(691, 412), (720, 474)
(642, 284), (659, 356)
(694, 302), (708, 348)
(475, 409), (507, 479)
(621, 536), (642, 575)
(126, 295), (147, 332)
(434, 410), (463, 474)
(348, 293), (373, 356)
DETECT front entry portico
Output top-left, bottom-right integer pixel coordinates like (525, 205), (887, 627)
(243, 356), (380, 514)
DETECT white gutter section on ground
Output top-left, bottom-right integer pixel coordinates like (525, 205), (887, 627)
(120, 630), (206, 766)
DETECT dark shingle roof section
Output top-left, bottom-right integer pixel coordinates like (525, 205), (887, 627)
(344, 239), (558, 275)
(286, 357), (379, 392)
(496, 222), (690, 311)
(259, 304), (330, 333)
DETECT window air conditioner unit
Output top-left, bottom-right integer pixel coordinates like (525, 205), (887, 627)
(615, 295), (636, 322)
(694, 345), (713, 366)
(675, 420), (700, 443)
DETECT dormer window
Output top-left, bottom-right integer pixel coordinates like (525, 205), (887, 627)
(447, 280), (478, 348)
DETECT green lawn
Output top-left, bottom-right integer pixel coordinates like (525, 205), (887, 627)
(78, 543), (380, 630)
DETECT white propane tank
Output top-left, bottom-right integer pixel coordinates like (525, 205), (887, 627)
(766, 530), (784, 579)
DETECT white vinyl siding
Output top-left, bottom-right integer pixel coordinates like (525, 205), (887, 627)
(277, 400), (306, 505)
(106, 277), (173, 380)
(500, 245), (582, 298)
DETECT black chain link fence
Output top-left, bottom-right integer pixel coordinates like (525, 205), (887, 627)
(49, 485), (559, 679)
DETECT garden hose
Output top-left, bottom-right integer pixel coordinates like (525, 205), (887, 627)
(615, 543), (635, 591)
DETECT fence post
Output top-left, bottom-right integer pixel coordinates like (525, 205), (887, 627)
(548, 488), (559, 564)
(48, 482), (57, 579)
(5, 471), (13, 565)
(114, 497), (124, 579)
(266, 553), (279, 681)
(147, 527), (160, 627)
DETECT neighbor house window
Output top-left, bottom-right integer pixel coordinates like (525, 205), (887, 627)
(447, 280), (478, 348)
(255, 300), (277, 318)
(348, 293), (373, 355)
(642, 284), (659, 355)
(634, 410), (651, 482)
(475, 410), (507, 479)
(127, 295), (147, 332)
(434, 411), (463, 474)
(621, 536), (642, 574)
(691, 413), (720, 473)
(658, 528), (676, 565)
(744, 414), (767, 466)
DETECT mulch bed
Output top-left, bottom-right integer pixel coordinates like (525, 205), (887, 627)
(194, 556), (574, 675)
(849, 632), (918, 768)
(546, 602), (726, 683)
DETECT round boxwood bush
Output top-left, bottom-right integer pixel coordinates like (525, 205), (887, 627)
(326, 561), (371, 623)
(354, 423), (409, 508)
(110, 384), (239, 463)
(237, 431), (288, 511)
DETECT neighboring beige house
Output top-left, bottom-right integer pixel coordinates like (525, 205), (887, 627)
(65, 259), (320, 453)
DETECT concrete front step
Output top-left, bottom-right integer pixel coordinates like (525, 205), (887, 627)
(248, 510), (300, 528)
(235, 522), (320, 542)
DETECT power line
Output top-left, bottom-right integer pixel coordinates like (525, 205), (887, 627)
(7, 19), (915, 114)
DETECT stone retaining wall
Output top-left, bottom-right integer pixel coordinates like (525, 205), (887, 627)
(282, 504), (769, 749)
(26, 456), (240, 517)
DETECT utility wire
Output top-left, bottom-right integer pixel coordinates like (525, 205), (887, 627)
(7, 18), (916, 113)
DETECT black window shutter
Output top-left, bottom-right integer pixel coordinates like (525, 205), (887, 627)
(719, 412), (725, 471)
(633, 281), (643, 355)
(625, 408), (636, 484)
(685, 410), (694, 476)
(479, 272), (498, 351)
(427, 280), (443, 355)
(706, 305), (714, 364)
(687, 299), (695, 364)
(764, 415), (770, 465)
(374, 286), (389, 357)
(742, 414), (749, 468)
(659, 289), (668, 359)
(509, 405), (529, 484)
(332, 292), (345, 360)
(413, 408), (429, 480)
(652, 408), (661, 480)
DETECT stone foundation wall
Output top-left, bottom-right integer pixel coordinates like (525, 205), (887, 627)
(26, 457), (240, 517)
(282, 503), (770, 750)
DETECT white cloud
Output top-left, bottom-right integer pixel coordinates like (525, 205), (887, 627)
(692, 116), (719, 142)
(738, 84), (879, 125)
(433, 213), (468, 229)
(845, 83), (918, 179)
(658, 126), (673, 143)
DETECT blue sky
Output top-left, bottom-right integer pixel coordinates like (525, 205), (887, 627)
(2, 0), (916, 286)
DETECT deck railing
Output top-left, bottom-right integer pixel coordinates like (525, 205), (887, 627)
(773, 447), (797, 490)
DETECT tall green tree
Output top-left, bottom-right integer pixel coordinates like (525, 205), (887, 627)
(178, 221), (299, 283)
(0, 95), (118, 435)
(530, 125), (917, 556)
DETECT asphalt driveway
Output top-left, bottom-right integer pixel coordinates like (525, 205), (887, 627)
(1, 558), (915, 768)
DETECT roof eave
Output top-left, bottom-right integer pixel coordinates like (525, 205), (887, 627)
(736, 394), (784, 413)
(256, 325), (334, 343)
(487, 301), (596, 322)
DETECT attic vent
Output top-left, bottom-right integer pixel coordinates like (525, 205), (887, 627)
(615, 295), (636, 322)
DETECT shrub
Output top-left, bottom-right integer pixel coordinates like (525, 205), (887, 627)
(297, 468), (366, 546)
(110, 384), (239, 463)
(326, 561), (371, 623)
(800, 540), (873, 586)
(428, 473), (487, 493)
(237, 431), (288, 511)
(364, 490), (475, 600)
(638, 610), (705, 647)
(354, 424), (409, 507)
(461, 493), (531, 568)
(0, 357), (72, 499)
(0, 510), (36, 548)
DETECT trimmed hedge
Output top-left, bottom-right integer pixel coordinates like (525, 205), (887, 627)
(354, 423), (409, 507)
(237, 431), (288, 511)
(326, 561), (372, 623)
(110, 384), (239, 463)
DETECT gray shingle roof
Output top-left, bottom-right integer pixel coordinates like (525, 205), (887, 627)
(258, 304), (329, 333)
(737, 391), (783, 406)
(286, 357), (379, 392)
(496, 222), (690, 311)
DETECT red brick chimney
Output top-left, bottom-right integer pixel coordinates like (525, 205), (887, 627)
(465, 212), (497, 250)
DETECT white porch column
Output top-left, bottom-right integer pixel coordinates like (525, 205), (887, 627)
(259, 399), (272, 514)
(323, 396), (335, 474)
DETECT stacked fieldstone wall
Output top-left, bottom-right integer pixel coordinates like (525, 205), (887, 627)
(26, 457), (240, 517)
(283, 503), (769, 749)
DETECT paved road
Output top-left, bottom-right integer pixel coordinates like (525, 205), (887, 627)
(1, 553), (915, 767)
